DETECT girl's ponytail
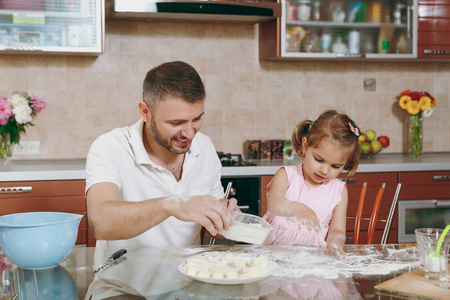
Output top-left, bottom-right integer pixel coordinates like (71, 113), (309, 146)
(292, 120), (313, 157)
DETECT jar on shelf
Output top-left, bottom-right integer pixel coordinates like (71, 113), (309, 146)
(332, 35), (348, 53)
(297, 0), (312, 21)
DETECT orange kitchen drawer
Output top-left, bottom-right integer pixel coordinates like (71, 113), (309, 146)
(418, 3), (450, 18)
(418, 0), (450, 4)
(419, 18), (450, 31)
(399, 171), (450, 199)
(77, 228), (87, 244)
(0, 180), (86, 198)
(418, 32), (450, 46)
(0, 196), (86, 212)
(418, 45), (450, 58)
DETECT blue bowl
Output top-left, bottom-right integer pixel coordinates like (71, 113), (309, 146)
(0, 212), (83, 269)
(18, 266), (77, 299)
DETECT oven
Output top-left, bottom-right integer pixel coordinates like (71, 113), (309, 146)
(220, 176), (260, 216)
(398, 199), (450, 243)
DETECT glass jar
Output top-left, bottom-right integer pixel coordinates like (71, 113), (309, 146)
(332, 35), (348, 53)
(311, 0), (321, 21)
(297, 0), (311, 21)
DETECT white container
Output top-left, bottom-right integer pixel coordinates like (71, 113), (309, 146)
(297, 1), (311, 21)
(222, 212), (272, 245)
(348, 30), (360, 54)
(332, 35), (347, 53)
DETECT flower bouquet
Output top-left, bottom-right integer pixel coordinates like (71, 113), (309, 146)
(398, 90), (436, 159)
(0, 92), (46, 163)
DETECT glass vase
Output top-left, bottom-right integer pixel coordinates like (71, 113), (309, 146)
(408, 113), (423, 161)
(0, 133), (13, 165)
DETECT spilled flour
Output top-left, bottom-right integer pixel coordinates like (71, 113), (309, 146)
(177, 245), (420, 280)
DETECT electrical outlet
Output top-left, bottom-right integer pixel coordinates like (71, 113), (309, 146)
(13, 142), (27, 155)
(13, 141), (40, 155)
(27, 141), (40, 155)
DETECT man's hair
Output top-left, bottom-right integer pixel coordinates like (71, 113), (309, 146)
(142, 61), (205, 109)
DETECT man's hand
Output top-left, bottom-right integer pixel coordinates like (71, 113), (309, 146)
(168, 195), (233, 236)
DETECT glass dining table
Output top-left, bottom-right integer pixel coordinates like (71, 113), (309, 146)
(1, 243), (426, 299)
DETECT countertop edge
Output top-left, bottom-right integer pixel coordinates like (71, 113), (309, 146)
(1, 153), (450, 181)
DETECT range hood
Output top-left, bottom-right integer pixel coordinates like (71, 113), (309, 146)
(106, 0), (281, 24)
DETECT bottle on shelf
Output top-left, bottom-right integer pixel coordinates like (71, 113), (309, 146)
(311, 0), (321, 21)
(348, 30), (360, 54)
(321, 33), (332, 53)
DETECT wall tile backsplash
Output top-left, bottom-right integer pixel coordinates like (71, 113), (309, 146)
(0, 20), (449, 159)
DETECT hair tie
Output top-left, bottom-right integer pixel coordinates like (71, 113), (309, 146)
(309, 122), (314, 131)
(348, 122), (360, 137)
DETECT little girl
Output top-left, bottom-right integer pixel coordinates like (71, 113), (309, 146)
(263, 110), (361, 257)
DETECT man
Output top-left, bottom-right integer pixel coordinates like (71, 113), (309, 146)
(86, 61), (237, 263)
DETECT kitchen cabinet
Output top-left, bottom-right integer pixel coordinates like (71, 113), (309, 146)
(259, 0), (419, 60)
(0, 180), (90, 245)
(397, 171), (450, 242)
(0, 0), (104, 55)
(417, 0), (450, 58)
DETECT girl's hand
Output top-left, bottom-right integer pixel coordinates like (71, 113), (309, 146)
(326, 241), (346, 258)
(324, 232), (346, 258)
(295, 203), (321, 234)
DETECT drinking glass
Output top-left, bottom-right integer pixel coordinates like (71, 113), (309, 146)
(415, 228), (449, 265)
(440, 244), (450, 288)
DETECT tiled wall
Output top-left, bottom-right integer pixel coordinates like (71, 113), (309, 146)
(0, 20), (449, 159)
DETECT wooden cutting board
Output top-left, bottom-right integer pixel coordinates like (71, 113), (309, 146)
(375, 267), (449, 299)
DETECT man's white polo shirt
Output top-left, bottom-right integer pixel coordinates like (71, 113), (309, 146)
(86, 119), (224, 263)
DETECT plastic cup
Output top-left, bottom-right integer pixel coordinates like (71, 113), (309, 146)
(425, 247), (442, 280)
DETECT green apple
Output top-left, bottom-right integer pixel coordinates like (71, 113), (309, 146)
(370, 140), (382, 153)
(365, 129), (377, 141)
(361, 142), (371, 154)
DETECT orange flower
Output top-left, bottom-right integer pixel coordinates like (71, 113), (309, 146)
(406, 100), (420, 115)
(400, 90), (410, 96)
(425, 92), (437, 107)
(399, 95), (410, 110)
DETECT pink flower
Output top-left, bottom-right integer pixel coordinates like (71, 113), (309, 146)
(0, 97), (12, 126)
(31, 95), (46, 113)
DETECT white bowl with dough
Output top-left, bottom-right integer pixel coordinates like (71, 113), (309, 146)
(222, 212), (272, 245)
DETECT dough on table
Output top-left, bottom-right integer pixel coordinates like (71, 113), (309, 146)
(182, 253), (268, 279)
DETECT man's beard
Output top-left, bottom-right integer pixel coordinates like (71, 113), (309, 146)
(149, 117), (191, 155)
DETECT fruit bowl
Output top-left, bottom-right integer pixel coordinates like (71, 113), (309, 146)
(358, 130), (390, 159)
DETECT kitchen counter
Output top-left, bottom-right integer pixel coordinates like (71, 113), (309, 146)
(1, 153), (450, 181)
(4, 244), (424, 299)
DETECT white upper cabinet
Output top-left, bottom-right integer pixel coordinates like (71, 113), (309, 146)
(259, 0), (418, 60)
(0, 0), (104, 55)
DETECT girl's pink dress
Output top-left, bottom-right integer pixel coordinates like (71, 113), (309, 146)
(263, 164), (345, 246)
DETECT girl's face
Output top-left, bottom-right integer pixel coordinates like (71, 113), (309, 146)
(302, 136), (347, 186)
